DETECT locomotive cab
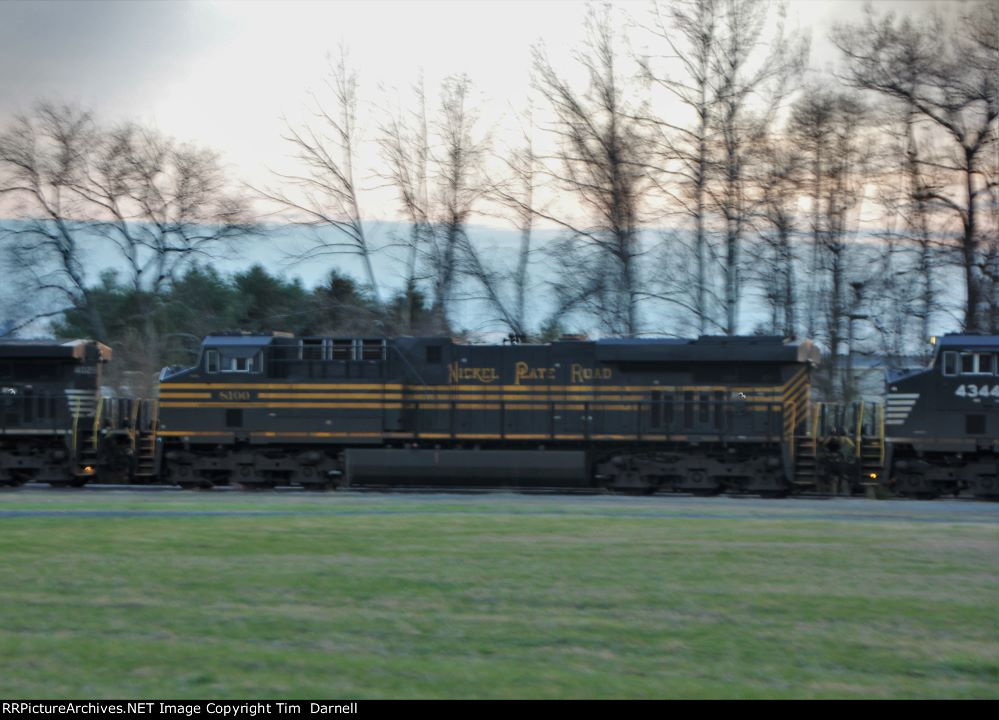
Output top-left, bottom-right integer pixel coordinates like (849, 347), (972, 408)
(885, 334), (999, 498)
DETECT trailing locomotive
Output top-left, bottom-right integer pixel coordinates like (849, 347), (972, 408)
(885, 334), (999, 499)
(0, 338), (110, 486)
(0, 338), (159, 486)
(153, 333), (825, 495)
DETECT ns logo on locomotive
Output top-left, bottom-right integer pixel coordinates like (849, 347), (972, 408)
(0, 332), (996, 498)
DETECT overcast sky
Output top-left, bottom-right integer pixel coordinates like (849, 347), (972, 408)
(0, 1), (933, 215)
(0, 0), (959, 334)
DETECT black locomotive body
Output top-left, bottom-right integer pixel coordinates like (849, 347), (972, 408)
(156, 333), (819, 494)
(0, 339), (111, 485)
(885, 334), (999, 499)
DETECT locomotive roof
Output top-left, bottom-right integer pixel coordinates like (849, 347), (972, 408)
(937, 334), (999, 349)
(594, 336), (819, 364)
(197, 333), (818, 364)
(204, 335), (279, 346)
(0, 338), (111, 362)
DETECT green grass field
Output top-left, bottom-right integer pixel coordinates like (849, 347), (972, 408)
(0, 490), (996, 699)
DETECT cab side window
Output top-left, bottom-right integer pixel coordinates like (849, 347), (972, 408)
(942, 352), (957, 376)
(223, 352), (262, 374)
(960, 352), (995, 376)
(206, 350), (220, 373)
(229, 357), (249, 372)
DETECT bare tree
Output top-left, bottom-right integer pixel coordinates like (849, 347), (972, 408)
(0, 100), (248, 379)
(79, 124), (248, 296)
(746, 135), (802, 336)
(865, 100), (945, 362)
(640, 0), (805, 335)
(710, 0), (806, 334)
(378, 74), (433, 331)
(427, 73), (490, 332)
(640, 0), (722, 334)
(833, 2), (999, 332)
(258, 46), (382, 305)
(968, 0), (999, 331)
(454, 231), (526, 336)
(76, 123), (247, 379)
(790, 85), (835, 340)
(0, 103), (108, 339)
(985, 91), (999, 332)
(789, 86), (872, 398)
(380, 73), (495, 334)
(899, 99), (941, 346)
(486, 102), (539, 337)
(984, 183), (999, 331)
(534, 7), (649, 336)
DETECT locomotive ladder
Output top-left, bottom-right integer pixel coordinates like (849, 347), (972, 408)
(792, 403), (820, 488)
(133, 399), (159, 479)
(858, 402), (885, 487)
(69, 396), (100, 482)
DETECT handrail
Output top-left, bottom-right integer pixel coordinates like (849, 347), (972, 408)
(92, 396), (104, 449)
(130, 399), (140, 452)
(70, 401), (80, 465)
(786, 400), (796, 463)
(877, 402), (885, 465)
(855, 402), (864, 459)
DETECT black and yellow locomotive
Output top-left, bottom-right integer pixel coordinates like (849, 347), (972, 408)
(153, 333), (826, 494)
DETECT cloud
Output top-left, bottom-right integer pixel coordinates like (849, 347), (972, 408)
(0, 1), (204, 118)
